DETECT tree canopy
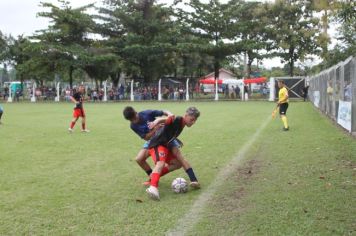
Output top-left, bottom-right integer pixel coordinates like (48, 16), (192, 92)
(0, 0), (354, 85)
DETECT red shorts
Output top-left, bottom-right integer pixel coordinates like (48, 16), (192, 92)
(73, 108), (85, 118)
(149, 146), (175, 164)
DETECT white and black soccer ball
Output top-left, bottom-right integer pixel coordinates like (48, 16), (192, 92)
(171, 177), (188, 193)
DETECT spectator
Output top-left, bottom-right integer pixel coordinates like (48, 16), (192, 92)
(15, 88), (21, 102)
(344, 81), (352, 101)
(119, 84), (125, 100)
(235, 85), (241, 99)
(244, 85), (249, 100)
(303, 85), (309, 102)
(3, 87), (9, 100)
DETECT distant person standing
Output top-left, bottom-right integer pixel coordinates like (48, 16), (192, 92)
(244, 85), (249, 100)
(277, 80), (289, 131)
(68, 85), (90, 133)
(235, 85), (241, 99)
(302, 85), (309, 102)
(0, 104), (3, 124)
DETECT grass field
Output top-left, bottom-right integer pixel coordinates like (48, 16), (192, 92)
(0, 101), (355, 235)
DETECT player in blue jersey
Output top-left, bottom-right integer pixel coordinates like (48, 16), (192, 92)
(0, 104), (3, 124)
(123, 106), (182, 184)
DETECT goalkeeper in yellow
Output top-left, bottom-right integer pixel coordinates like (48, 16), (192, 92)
(277, 80), (289, 131)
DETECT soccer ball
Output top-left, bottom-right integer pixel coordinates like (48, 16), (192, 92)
(171, 177), (188, 193)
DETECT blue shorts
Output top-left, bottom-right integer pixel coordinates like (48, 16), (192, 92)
(143, 139), (181, 149)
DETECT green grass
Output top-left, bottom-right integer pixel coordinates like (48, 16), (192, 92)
(0, 102), (355, 235)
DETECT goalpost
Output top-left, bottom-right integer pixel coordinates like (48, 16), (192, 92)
(269, 76), (307, 101)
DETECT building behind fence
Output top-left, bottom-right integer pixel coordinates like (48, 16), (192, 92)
(308, 56), (356, 135)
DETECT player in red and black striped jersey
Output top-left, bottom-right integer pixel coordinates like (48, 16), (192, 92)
(68, 85), (89, 133)
(145, 107), (201, 200)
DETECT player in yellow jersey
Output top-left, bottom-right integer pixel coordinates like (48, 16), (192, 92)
(277, 80), (289, 131)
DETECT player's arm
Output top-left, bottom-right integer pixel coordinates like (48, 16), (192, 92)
(143, 125), (161, 141)
(162, 110), (173, 117)
(147, 116), (171, 130)
(70, 96), (78, 104)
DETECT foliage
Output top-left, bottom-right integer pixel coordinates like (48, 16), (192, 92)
(98, 0), (178, 83)
(266, 0), (321, 76)
(33, 0), (96, 87)
(2, 0), (352, 84)
(175, 0), (244, 80)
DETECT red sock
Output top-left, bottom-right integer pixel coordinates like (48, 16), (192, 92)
(161, 166), (170, 177)
(82, 123), (86, 130)
(150, 173), (161, 187)
(70, 122), (75, 129)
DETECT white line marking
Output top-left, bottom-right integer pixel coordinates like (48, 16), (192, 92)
(166, 117), (271, 236)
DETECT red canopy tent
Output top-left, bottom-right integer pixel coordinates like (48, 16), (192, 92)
(243, 77), (267, 84)
(199, 77), (223, 84)
(200, 77), (267, 85)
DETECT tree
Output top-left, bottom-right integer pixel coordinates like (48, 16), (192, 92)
(267, 0), (321, 76)
(229, 1), (272, 78)
(34, 0), (96, 88)
(8, 36), (33, 83)
(0, 31), (10, 83)
(99, 0), (177, 83)
(175, 0), (243, 81)
(334, 0), (356, 57)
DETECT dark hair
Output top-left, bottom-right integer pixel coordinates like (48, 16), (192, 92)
(123, 106), (136, 120)
(186, 107), (200, 118)
(278, 80), (285, 84)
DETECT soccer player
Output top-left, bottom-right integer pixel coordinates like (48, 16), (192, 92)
(146, 107), (200, 200)
(68, 85), (90, 133)
(0, 104), (3, 124)
(277, 80), (289, 131)
(123, 106), (179, 184)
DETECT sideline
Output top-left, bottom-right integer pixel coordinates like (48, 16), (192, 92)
(166, 116), (271, 236)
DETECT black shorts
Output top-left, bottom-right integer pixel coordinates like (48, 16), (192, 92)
(279, 103), (288, 115)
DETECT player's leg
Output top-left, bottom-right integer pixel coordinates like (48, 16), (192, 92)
(136, 148), (152, 173)
(135, 148), (153, 186)
(158, 151), (182, 177)
(146, 146), (169, 200)
(171, 146), (200, 189)
(69, 114), (79, 132)
(279, 103), (289, 131)
(80, 110), (89, 132)
(0, 110), (3, 124)
(166, 158), (182, 172)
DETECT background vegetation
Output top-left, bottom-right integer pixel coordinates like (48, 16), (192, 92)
(0, 0), (355, 88)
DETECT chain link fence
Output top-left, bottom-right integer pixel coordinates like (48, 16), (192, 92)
(308, 56), (355, 135)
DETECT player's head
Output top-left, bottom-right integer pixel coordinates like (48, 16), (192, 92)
(278, 80), (285, 88)
(78, 85), (85, 93)
(123, 106), (138, 123)
(184, 107), (200, 127)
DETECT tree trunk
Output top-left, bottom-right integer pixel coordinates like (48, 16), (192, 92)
(289, 47), (294, 77)
(69, 65), (74, 89)
(111, 72), (120, 88)
(214, 57), (219, 80)
(247, 51), (254, 79)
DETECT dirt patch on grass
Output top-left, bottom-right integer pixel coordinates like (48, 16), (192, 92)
(206, 158), (263, 218)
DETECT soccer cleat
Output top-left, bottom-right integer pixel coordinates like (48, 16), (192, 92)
(190, 181), (201, 189)
(68, 128), (73, 133)
(146, 186), (160, 201)
(81, 129), (90, 133)
(283, 127), (289, 131)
